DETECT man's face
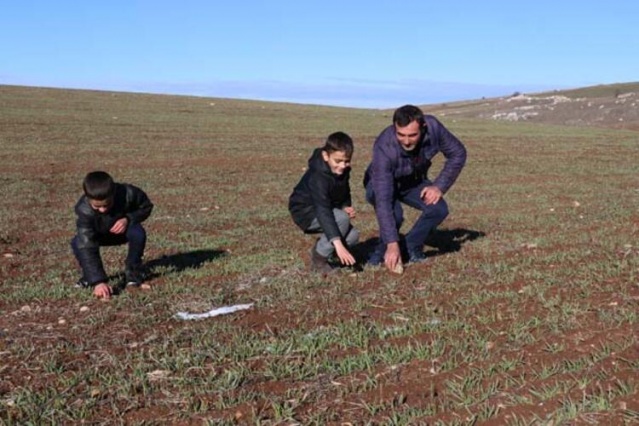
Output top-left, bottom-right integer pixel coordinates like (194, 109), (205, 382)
(88, 197), (113, 214)
(322, 150), (351, 176)
(395, 120), (422, 151)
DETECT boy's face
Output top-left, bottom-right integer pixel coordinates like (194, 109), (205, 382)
(88, 197), (113, 214)
(395, 120), (423, 152)
(322, 150), (351, 176)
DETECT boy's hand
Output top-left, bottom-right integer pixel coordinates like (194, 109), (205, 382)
(333, 240), (356, 266)
(110, 217), (128, 234)
(93, 283), (112, 300)
(344, 206), (356, 219)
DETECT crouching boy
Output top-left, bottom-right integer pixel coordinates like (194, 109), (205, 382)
(71, 171), (153, 299)
(289, 132), (359, 273)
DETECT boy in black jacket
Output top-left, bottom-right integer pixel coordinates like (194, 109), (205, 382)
(71, 171), (153, 299)
(289, 132), (359, 273)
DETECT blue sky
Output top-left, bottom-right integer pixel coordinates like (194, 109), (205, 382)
(2, 1), (638, 108)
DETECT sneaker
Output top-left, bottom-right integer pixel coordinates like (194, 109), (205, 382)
(327, 252), (341, 267)
(309, 246), (337, 274)
(366, 242), (385, 266)
(74, 277), (90, 289)
(125, 268), (144, 287)
(408, 250), (428, 264)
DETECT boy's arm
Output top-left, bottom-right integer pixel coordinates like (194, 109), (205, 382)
(74, 207), (109, 285)
(345, 176), (352, 208)
(308, 174), (341, 242)
(125, 185), (154, 225)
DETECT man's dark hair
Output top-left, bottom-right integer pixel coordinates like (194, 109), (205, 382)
(323, 131), (354, 157)
(393, 105), (425, 127)
(83, 171), (115, 200)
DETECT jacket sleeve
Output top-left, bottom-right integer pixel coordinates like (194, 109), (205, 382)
(74, 204), (108, 285)
(370, 138), (400, 244)
(308, 172), (342, 242)
(125, 185), (154, 225)
(344, 178), (352, 208)
(429, 117), (467, 193)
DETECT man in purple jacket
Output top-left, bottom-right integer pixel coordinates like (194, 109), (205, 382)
(363, 105), (466, 272)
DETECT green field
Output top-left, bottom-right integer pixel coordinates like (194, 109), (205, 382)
(1, 85), (638, 425)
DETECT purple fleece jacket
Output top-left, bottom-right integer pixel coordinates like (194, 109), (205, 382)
(364, 115), (467, 244)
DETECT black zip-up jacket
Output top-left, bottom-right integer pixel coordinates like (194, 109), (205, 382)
(74, 183), (153, 285)
(288, 148), (352, 242)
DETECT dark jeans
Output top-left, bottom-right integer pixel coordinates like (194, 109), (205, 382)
(71, 223), (147, 274)
(366, 181), (448, 254)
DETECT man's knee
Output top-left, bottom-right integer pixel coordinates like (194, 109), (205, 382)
(432, 200), (449, 220)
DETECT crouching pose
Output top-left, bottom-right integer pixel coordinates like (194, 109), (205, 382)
(71, 171), (153, 299)
(289, 132), (359, 273)
(364, 105), (467, 272)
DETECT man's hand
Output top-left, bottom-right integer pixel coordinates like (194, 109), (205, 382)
(344, 206), (356, 219)
(110, 217), (129, 234)
(384, 242), (401, 272)
(420, 186), (442, 205)
(93, 283), (112, 300)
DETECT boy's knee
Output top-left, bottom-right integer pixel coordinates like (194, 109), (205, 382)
(126, 224), (147, 240)
(334, 210), (351, 228)
(347, 227), (360, 245)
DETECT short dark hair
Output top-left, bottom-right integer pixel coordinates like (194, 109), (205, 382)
(322, 131), (354, 157)
(83, 171), (115, 200)
(393, 105), (425, 127)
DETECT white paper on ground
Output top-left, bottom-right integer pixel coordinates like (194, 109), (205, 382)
(175, 303), (254, 320)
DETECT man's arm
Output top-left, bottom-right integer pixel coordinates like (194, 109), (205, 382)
(369, 138), (404, 271)
(428, 116), (467, 193)
(370, 143), (400, 245)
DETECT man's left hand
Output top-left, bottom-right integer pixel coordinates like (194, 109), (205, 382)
(420, 186), (442, 205)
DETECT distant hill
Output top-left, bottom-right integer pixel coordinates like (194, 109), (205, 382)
(3, 82), (639, 131)
(422, 82), (639, 131)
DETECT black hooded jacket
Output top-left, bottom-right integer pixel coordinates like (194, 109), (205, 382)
(74, 183), (153, 284)
(288, 148), (351, 242)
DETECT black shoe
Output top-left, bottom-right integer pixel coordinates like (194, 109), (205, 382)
(125, 268), (144, 287)
(75, 277), (90, 289)
(367, 242), (385, 266)
(408, 250), (427, 264)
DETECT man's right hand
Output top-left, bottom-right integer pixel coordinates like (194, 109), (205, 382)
(384, 242), (401, 272)
(93, 283), (112, 300)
